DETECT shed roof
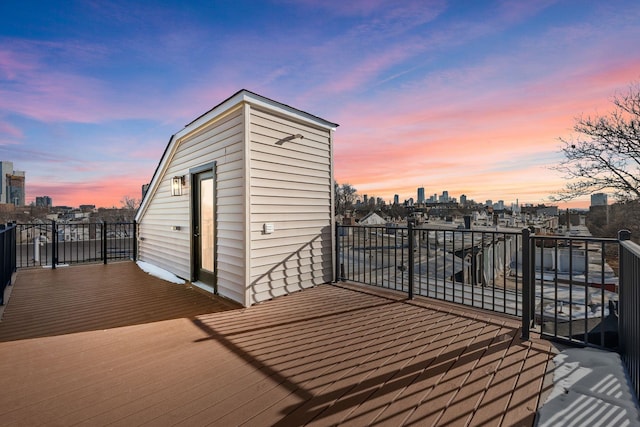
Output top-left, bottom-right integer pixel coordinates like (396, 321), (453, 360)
(135, 89), (338, 221)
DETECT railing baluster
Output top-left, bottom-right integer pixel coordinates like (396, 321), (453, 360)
(584, 240), (589, 345)
(600, 240), (606, 347)
(521, 229), (531, 340)
(52, 220), (57, 269)
(568, 238), (574, 341)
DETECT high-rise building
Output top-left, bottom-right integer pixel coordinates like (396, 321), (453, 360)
(0, 161), (26, 206)
(35, 196), (53, 207)
(393, 194), (399, 205)
(0, 161), (12, 204)
(439, 191), (449, 203)
(417, 187), (425, 204)
(591, 193), (608, 206)
(460, 194), (467, 205)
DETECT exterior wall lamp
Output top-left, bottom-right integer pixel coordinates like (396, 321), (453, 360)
(275, 133), (304, 145)
(171, 176), (185, 196)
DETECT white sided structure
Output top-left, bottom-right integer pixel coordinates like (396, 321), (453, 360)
(135, 90), (338, 306)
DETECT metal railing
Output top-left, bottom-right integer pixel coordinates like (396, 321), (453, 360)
(0, 222), (17, 305)
(337, 223), (525, 316)
(336, 224), (622, 349)
(524, 233), (620, 348)
(15, 221), (137, 268)
(618, 231), (640, 399)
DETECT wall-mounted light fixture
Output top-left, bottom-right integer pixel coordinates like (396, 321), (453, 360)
(275, 133), (304, 145)
(171, 176), (185, 196)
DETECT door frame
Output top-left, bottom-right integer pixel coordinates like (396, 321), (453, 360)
(190, 162), (217, 292)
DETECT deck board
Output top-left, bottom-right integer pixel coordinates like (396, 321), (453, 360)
(0, 263), (555, 426)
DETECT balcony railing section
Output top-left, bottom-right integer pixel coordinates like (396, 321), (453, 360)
(525, 234), (620, 349)
(1, 222), (17, 305)
(15, 221), (137, 268)
(336, 224), (623, 351)
(337, 224), (525, 316)
(618, 231), (640, 399)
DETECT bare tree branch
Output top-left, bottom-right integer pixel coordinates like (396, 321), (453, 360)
(551, 82), (640, 201)
(334, 182), (358, 216)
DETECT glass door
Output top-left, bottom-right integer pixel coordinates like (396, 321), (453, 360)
(192, 170), (215, 288)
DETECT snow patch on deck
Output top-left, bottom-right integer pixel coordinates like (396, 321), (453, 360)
(136, 261), (185, 285)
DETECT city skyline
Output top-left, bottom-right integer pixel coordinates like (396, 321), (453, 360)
(359, 187), (532, 210)
(2, 1), (640, 208)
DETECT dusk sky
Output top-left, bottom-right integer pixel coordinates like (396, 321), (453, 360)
(1, 1), (639, 208)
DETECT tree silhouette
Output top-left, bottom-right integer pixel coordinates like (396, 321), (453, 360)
(553, 83), (640, 201)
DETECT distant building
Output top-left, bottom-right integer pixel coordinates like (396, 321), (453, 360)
(0, 161), (26, 206)
(591, 193), (608, 207)
(521, 204), (559, 217)
(7, 172), (25, 206)
(359, 212), (386, 226)
(142, 183), (150, 199)
(417, 187), (425, 204)
(460, 194), (467, 206)
(35, 196), (53, 208)
(0, 161), (11, 203)
(393, 194), (399, 205)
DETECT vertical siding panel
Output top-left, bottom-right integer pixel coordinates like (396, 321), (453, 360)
(137, 91), (336, 307)
(243, 104), (252, 307)
(137, 108), (246, 304)
(329, 128), (336, 282)
(248, 107), (333, 304)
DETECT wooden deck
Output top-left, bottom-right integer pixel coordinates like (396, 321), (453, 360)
(0, 262), (555, 426)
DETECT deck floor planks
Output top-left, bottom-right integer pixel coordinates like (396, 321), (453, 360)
(0, 262), (555, 426)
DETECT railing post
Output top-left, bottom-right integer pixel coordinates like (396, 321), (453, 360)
(408, 221), (414, 299)
(102, 221), (108, 264)
(10, 222), (16, 275)
(51, 220), (57, 269)
(133, 220), (138, 261)
(334, 222), (340, 283)
(618, 229), (630, 354)
(521, 228), (531, 340)
(619, 229), (631, 241)
(1, 224), (5, 305)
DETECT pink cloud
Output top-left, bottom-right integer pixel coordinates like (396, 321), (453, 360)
(332, 51), (640, 206)
(278, 0), (445, 20)
(27, 174), (147, 208)
(0, 39), (225, 127)
(322, 47), (417, 94)
(0, 120), (23, 140)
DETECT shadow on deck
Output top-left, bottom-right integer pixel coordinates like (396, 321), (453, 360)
(0, 262), (555, 426)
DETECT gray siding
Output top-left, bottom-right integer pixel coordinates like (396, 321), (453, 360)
(138, 108), (246, 303)
(248, 107), (333, 304)
(137, 91), (336, 308)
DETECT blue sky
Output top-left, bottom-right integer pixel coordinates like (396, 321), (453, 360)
(1, 0), (639, 207)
